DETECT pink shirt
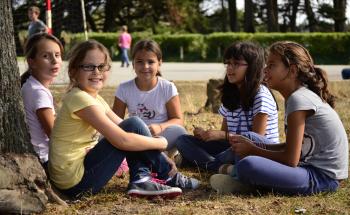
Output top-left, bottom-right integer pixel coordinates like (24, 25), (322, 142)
(118, 32), (132, 49)
(21, 76), (55, 163)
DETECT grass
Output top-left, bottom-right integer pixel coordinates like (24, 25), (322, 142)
(45, 80), (350, 214)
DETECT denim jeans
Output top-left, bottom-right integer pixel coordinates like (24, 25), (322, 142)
(175, 134), (232, 171)
(159, 124), (187, 157)
(234, 132), (339, 195)
(60, 116), (171, 198)
(120, 47), (129, 66)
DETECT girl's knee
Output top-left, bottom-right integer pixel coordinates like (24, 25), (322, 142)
(236, 156), (261, 178)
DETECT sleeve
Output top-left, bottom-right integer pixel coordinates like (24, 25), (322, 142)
(165, 81), (179, 102)
(115, 82), (127, 103)
(33, 89), (53, 111)
(218, 104), (227, 118)
(286, 93), (316, 116)
(252, 86), (277, 116)
(66, 90), (100, 119)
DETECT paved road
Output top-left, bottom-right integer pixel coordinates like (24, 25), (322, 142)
(18, 61), (347, 87)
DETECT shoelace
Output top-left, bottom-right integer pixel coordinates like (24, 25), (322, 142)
(150, 173), (166, 185)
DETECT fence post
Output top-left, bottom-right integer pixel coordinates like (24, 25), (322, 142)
(180, 46), (184, 60)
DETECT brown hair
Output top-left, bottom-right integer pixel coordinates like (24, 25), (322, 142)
(28, 6), (40, 14)
(269, 41), (335, 108)
(67, 40), (111, 91)
(21, 33), (64, 86)
(131, 39), (162, 76)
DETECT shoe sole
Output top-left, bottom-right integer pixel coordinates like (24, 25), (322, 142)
(210, 174), (253, 194)
(127, 188), (182, 199)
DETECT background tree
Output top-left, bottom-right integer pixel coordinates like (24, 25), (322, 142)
(228, 0), (239, 31)
(244, 0), (255, 32)
(266, 0), (279, 32)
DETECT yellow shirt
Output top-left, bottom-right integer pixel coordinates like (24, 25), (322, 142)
(48, 88), (110, 189)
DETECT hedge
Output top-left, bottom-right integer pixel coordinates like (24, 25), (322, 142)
(62, 32), (350, 64)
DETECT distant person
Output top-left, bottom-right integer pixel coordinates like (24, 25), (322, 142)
(112, 39), (187, 160)
(28, 6), (48, 38)
(210, 41), (348, 195)
(21, 33), (63, 171)
(118, 25), (132, 67)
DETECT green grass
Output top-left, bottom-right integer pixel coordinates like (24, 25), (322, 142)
(46, 80), (350, 214)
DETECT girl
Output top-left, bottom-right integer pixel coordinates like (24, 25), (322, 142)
(48, 40), (199, 199)
(112, 39), (187, 159)
(175, 41), (279, 172)
(210, 41), (348, 195)
(21, 33), (63, 170)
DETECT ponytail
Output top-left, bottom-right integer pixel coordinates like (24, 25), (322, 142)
(305, 67), (335, 108)
(20, 70), (31, 87)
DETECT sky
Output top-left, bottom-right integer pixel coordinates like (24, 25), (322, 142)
(203, 0), (350, 25)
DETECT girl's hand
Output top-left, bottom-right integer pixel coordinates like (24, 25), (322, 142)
(229, 134), (255, 158)
(162, 153), (177, 177)
(200, 130), (224, 142)
(193, 126), (205, 139)
(148, 124), (162, 136)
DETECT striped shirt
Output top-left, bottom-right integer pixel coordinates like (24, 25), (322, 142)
(218, 85), (279, 143)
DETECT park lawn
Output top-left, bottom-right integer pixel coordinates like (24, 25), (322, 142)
(45, 80), (350, 214)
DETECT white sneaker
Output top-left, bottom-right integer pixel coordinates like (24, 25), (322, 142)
(210, 174), (254, 194)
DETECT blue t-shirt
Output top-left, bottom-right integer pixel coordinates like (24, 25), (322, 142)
(219, 85), (279, 143)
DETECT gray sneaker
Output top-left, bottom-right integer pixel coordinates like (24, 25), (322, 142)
(210, 174), (254, 194)
(166, 172), (200, 190)
(127, 179), (182, 198)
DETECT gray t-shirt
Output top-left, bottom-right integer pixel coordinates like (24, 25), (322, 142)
(285, 87), (348, 180)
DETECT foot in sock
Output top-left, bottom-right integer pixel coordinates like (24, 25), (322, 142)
(127, 178), (182, 199)
(210, 174), (254, 194)
(166, 172), (200, 190)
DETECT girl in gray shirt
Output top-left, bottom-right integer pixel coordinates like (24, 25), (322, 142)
(210, 41), (348, 195)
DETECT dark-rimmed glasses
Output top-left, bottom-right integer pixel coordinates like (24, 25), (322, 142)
(79, 64), (111, 72)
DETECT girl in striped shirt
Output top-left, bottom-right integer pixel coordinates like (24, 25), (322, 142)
(175, 41), (279, 172)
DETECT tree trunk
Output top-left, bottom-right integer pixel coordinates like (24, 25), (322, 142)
(244, 0), (255, 32)
(290, 0), (300, 32)
(266, 0), (279, 32)
(333, 0), (346, 32)
(103, 0), (120, 32)
(65, 0), (84, 33)
(304, 0), (316, 32)
(221, 0), (227, 32)
(0, 1), (67, 213)
(228, 0), (239, 32)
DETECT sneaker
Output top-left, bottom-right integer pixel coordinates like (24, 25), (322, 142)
(127, 179), (182, 199)
(210, 174), (254, 194)
(166, 172), (200, 190)
(115, 158), (129, 178)
(218, 164), (234, 175)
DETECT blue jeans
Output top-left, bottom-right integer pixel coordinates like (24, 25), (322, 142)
(159, 124), (187, 157)
(175, 134), (232, 171)
(120, 47), (129, 66)
(60, 117), (172, 198)
(234, 132), (339, 195)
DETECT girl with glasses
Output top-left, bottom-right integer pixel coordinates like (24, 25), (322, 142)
(175, 41), (279, 174)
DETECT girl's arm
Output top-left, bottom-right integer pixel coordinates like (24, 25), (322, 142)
(112, 96), (127, 119)
(36, 108), (55, 137)
(149, 95), (183, 135)
(106, 109), (123, 125)
(232, 110), (310, 167)
(251, 113), (268, 135)
(75, 105), (168, 151)
(195, 119), (227, 141)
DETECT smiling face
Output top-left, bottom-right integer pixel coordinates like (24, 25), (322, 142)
(264, 52), (290, 91)
(133, 49), (161, 83)
(28, 39), (62, 86)
(76, 48), (109, 97)
(224, 58), (248, 87)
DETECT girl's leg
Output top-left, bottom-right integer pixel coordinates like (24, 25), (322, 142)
(61, 138), (125, 198)
(159, 124), (187, 157)
(175, 134), (231, 171)
(236, 156), (339, 195)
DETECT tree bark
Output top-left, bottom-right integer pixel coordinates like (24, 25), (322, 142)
(333, 0), (346, 32)
(244, 0), (255, 32)
(228, 0), (239, 32)
(290, 0), (300, 32)
(103, 0), (119, 32)
(304, 0), (316, 32)
(266, 0), (279, 32)
(0, 1), (67, 213)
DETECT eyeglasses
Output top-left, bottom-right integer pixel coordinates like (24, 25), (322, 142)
(224, 62), (248, 69)
(79, 64), (111, 72)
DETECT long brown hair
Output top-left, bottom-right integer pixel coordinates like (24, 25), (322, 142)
(21, 33), (63, 86)
(66, 40), (111, 91)
(269, 41), (335, 108)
